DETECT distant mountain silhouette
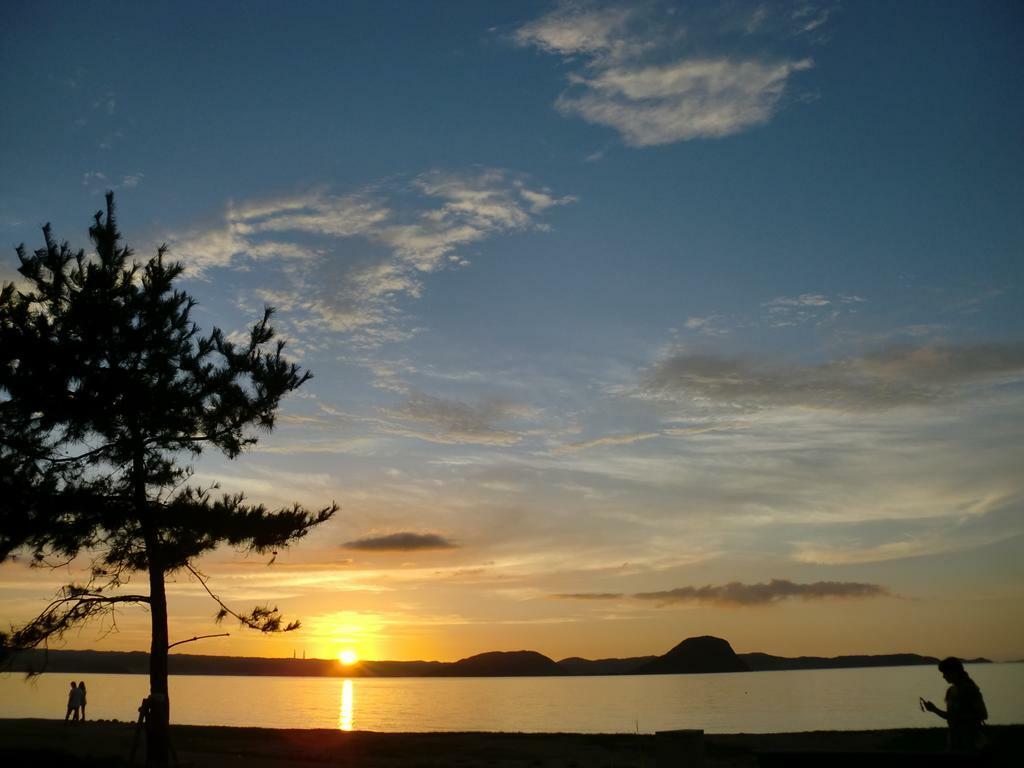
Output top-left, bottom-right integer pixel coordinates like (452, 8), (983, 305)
(2, 640), (993, 678)
(360, 659), (447, 677)
(635, 635), (750, 675)
(441, 650), (563, 677)
(739, 652), (990, 671)
(6, 649), (153, 675)
(557, 656), (656, 675)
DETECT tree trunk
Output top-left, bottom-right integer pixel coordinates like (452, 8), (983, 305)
(145, 550), (170, 768)
(136, 439), (170, 768)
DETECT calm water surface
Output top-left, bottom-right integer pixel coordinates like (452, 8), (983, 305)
(2, 664), (1021, 733)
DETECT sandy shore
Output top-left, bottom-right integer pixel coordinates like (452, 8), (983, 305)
(1, 719), (1021, 767)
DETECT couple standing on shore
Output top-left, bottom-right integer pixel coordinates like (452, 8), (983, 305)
(64, 680), (87, 721)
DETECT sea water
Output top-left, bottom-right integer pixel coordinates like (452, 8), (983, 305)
(1, 663), (1021, 733)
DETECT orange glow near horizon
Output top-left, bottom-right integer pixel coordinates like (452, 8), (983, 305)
(339, 649), (359, 666)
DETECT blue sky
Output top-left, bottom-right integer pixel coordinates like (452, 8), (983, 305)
(2, 1), (1023, 663)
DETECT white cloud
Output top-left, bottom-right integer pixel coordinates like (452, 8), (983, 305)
(82, 171), (107, 186)
(174, 223), (248, 272)
(515, 4), (636, 59)
(793, 5), (833, 35)
(761, 291), (866, 327)
(517, 1), (824, 146)
(765, 293), (832, 308)
(518, 186), (576, 214)
(168, 169), (573, 346)
(683, 314), (732, 336)
(558, 57), (812, 146)
(81, 170), (146, 194)
(240, 193), (388, 239)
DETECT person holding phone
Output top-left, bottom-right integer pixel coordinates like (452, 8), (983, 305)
(920, 656), (988, 752)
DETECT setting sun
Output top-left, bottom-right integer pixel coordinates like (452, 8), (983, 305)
(339, 650), (359, 666)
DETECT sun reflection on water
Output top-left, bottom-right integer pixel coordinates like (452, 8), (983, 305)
(338, 679), (354, 731)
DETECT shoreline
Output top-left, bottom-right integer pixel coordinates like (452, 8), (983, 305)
(3, 661), (1013, 681)
(2, 720), (1022, 767)
(3, 647), (1006, 679)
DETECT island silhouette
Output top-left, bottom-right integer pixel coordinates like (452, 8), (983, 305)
(4, 635), (991, 678)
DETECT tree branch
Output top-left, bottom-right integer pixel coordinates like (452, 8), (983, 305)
(39, 443), (116, 464)
(168, 632), (230, 651)
(4, 583), (150, 653)
(184, 561), (301, 633)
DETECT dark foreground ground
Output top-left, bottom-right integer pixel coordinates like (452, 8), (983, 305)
(1, 719), (1021, 767)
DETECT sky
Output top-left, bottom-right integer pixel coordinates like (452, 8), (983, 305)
(1, 1), (1023, 665)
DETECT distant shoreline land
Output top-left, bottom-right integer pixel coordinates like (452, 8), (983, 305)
(2, 635), (994, 678)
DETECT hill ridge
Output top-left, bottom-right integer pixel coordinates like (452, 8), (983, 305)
(2, 636), (992, 678)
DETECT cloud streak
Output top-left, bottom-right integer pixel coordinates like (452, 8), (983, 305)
(516, 1), (824, 146)
(342, 532), (458, 552)
(553, 592), (626, 600)
(645, 342), (1024, 411)
(379, 393), (530, 446)
(555, 431), (662, 453)
(555, 578), (889, 606)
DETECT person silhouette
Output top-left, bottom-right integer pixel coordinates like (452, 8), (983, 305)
(920, 656), (988, 752)
(77, 681), (88, 721)
(65, 681), (78, 721)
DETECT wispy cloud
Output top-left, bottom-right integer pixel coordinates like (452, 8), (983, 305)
(791, 494), (1024, 564)
(765, 293), (833, 308)
(380, 393), (529, 446)
(683, 314), (734, 336)
(555, 431), (662, 453)
(81, 171), (145, 194)
(635, 578), (889, 605)
(645, 341), (1024, 411)
(343, 532), (458, 552)
(762, 292), (865, 327)
(552, 592), (626, 600)
(191, 465), (338, 510)
(516, 1), (825, 146)
(555, 578), (889, 606)
(169, 169), (574, 345)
